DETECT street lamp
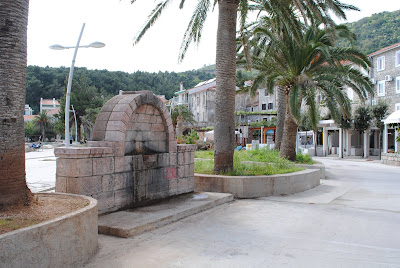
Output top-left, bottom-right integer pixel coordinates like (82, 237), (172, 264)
(50, 23), (105, 147)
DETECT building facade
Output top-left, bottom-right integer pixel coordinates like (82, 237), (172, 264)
(317, 42), (400, 157)
(40, 98), (60, 113)
(369, 42), (400, 113)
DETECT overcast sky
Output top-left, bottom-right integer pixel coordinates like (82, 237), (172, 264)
(27, 0), (400, 73)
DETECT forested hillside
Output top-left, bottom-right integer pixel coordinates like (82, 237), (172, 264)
(26, 66), (215, 113)
(340, 9), (400, 54)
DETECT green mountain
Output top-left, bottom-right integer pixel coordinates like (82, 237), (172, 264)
(341, 9), (400, 54)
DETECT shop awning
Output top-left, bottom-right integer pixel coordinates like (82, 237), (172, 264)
(384, 110), (400, 124)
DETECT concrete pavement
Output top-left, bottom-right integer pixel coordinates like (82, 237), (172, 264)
(25, 148), (57, 192)
(23, 149), (400, 266)
(85, 157), (400, 267)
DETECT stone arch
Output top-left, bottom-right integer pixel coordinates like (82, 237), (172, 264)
(92, 91), (174, 155)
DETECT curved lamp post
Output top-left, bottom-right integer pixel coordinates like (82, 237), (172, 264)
(50, 23), (105, 147)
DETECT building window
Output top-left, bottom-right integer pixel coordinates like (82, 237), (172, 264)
(396, 77), (400, 94)
(377, 56), (385, 71)
(268, 102), (273, 110)
(263, 118), (268, 121)
(377, 81), (385, 97)
(264, 89), (268, 96)
(261, 103), (267, 110)
(396, 103), (400, 111)
(347, 88), (353, 101)
(396, 51), (400, 67)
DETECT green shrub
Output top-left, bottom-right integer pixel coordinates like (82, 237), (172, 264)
(296, 152), (314, 164)
(177, 130), (199, 144)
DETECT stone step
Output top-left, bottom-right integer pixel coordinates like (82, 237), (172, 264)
(98, 192), (233, 238)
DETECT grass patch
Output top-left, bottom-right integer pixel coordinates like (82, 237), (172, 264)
(195, 150), (214, 159)
(194, 148), (304, 176)
(296, 152), (314, 165)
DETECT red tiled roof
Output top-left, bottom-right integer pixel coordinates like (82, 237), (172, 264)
(47, 108), (60, 115)
(42, 99), (60, 105)
(158, 96), (168, 103)
(368, 42), (400, 57)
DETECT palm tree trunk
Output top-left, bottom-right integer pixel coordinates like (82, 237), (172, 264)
(314, 129), (318, 156)
(41, 125), (45, 142)
(279, 91), (297, 161)
(214, 0), (239, 173)
(0, 0), (32, 208)
(275, 85), (286, 150)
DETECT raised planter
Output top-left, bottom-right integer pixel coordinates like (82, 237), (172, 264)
(381, 153), (400, 166)
(0, 193), (98, 268)
(195, 166), (322, 198)
(240, 160), (326, 180)
(295, 162), (325, 180)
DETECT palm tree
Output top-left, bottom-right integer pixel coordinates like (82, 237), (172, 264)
(250, 25), (373, 161)
(131, 0), (359, 171)
(171, 105), (196, 127)
(238, 0), (359, 151)
(0, 0), (32, 208)
(131, 0), (243, 172)
(34, 111), (53, 142)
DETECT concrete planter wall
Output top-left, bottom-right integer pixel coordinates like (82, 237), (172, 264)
(381, 153), (400, 166)
(0, 193), (98, 268)
(295, 162), (325, 180)
(195, 168), (321, 198)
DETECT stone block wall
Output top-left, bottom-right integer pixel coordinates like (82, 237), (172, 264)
(55, 144), (196, 214)
(55, 92), (196, 214)
(381, 153), (400, 166)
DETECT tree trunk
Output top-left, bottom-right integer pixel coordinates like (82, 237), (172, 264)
(176, 115), (184, 137)
(77, 116), (82, 142)
(214, 0), (239, 173)
(279, 91), (297, 161)
(0, 0), (32, 209)
(314, 129), (318, 156)
(275, 85), (286, 150)
(378, 130), (381, 160)
(41, 124), (45, 142)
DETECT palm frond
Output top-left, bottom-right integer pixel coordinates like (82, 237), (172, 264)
(178, 0), (211, 61)
(133, 1), (172, 46)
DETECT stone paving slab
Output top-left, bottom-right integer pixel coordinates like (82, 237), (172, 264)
(98, 192), (233, 238)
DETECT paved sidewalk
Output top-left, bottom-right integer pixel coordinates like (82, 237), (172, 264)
(85, 158), (400, 268)
(26, 148), (56, 192)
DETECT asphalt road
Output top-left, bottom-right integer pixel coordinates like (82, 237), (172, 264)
(83, 157), (400, 268)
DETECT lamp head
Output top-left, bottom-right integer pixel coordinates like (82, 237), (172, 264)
(49, 44), (65, 50)
(89, 41), (105, 48)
